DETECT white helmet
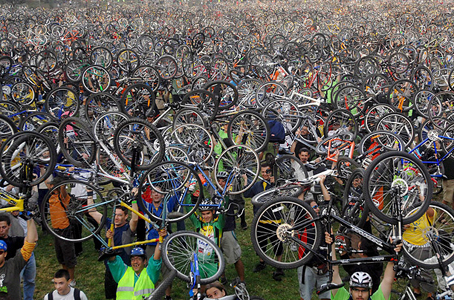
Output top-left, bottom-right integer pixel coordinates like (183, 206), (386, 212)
(350, 271), (372, 289)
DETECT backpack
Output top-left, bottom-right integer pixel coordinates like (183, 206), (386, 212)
(47, 288), (81, 300)
(268, 119), (286, 143)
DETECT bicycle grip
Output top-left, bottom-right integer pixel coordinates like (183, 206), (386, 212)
(414, 274), (434, 284)
(317, 283), (344, 295)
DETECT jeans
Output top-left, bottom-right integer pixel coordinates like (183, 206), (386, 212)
(20, 252), (36, 300)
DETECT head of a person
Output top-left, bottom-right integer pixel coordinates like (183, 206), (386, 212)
(130, 247), (147, 274)
(0, 215), (10, 239)
(260, 163), (272, 181)
(114, 207), (128, 227)
(199, 200), (216, 223)
(53, 269), (72, 296)
(217, 171), (229, 190)
(349, 271), (372, 300)
(205, 281), (226, 299)
(150, 187), (164, 205)
(305, 199), (320, 215)
(46, 176), (65, 194)
(0, 241), (6, 266)
(297, 148), (310, 164)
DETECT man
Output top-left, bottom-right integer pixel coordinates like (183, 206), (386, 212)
(0, 217), (37, 300)
(87, 191), (138, 299)
(142, 186), (178, 300)
(214, 172), (245, 284)
(8, 211), (36, 300)
(43, 269), (88, 300)
(326, 232), (402, 300)
(107, 229), (166, 300)
(45, 176), (78, 285)
(242, 163), (284, 281)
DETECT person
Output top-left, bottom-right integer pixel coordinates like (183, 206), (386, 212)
(242, 163), (284, 281)
(45, 176), (78, 285)
(9, 211), (36, 300)
(107, 229), (167, 300)
(43, 269), (88, 300)
(142, 186), (179, 300)
(403, 198), (437, 299)
(326, 232), (402, 300)
(0, 217), (38, 300)
(205, 281), (228, 299)
(213, 172), (245, 284)
(87, 192), (139, 300)
(297, 199), (330, 300)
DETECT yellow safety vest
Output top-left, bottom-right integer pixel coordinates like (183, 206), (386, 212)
(117, 267), (155, 300)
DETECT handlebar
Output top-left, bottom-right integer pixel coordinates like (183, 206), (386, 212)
(317, 283), (344, 294)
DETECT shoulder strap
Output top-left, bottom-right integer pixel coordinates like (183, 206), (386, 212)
(74, 288), (81, 300)
(47, 292), (53, 300)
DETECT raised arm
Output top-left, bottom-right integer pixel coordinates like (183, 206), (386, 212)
(25, 219), (38, 243)
(380, 243), (402, 300)
(326, 232), (342, 297)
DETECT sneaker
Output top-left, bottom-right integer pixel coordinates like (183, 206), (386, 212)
(69, 280), (76, 288)
(272, 269), (284, 281)
(253, 262), (266, 273)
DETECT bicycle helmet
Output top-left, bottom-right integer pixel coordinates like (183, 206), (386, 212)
(217, 171), (229, 179)
(130, 247), (147, 259)
(199, 199), (215, 211)
(349, 271), (373, 289)
(0, 240), (6, 252)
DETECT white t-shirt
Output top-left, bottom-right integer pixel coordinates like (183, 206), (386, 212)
(43, 287), (88, 300)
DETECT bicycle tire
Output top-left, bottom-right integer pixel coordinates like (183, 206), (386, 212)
(363, 151), (432, 225)
(336, 156), (360, 179)
(58, 117), (97, 167)
(203, 80), (238, 111)
(227, 110), (270, 153)
(120, 83), (156, 119)
(146, 270), (177, 300)
(341, 168), (369, 229)
(113, 118), (165, 170)
(181, 89), (219, 121)
(37, 121), (60, 155)
(402, 201), (454, 269)
(171, 124), (214, 164)
(172, 108), (206, 129)
(250, 196), (322, 269)
(323, 109), (358, 140)
(11, 82), (35, 106)
(82, 65), (111, 94)
(364, 104), (396, 133)
(275, 154), (308, 185)
(358, 131), (405, 156)
(214, 145), (260, 195)
(0, 132), (56, 187)
(255, 81), (287, 107)
(376, 112), (414, 148)
(84, 92), (122, 123)
(162, 231), (225, 284)
(19, 112), (56, 131)
(40, 180), (107, 242)
(251, 186), (303, 207)
(262, 98), (301, 133)
(45, 87), (80, 120)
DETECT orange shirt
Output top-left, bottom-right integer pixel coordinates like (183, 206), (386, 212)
(49, 193), (70, 230)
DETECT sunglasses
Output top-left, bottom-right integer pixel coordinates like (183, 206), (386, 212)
(312, 205), (319, 209)
(0, 250), (5, 255)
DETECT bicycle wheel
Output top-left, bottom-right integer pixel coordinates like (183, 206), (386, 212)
(334, 85), (367, 116)
(93, 112), (130, 143)
(120, 83), (156, 119)
(11, 82), (35, 106)
(172, 108), (206, 129)
(132, 65), (161, 92)
(376, 113), (414, 148)
(364, 104), (396, 133)
(171, 124), (214, 164)
(45, 87), (79, 120)
(82, 65), (111, 94)
(255, 82), (287, 107)
(113, 118), (165, 170)
(37, 122), (60, 155)
(323, 109), (358, 139)
(58, 117), (97, 167)
(402, 202), (454, 269)
(40, 180), (107, 242)
(274, 154), (308, 185)
(336, 156), (360, 179)
(251, 186), (304, 207)
(214, 145), (259, 195)
(227, 110), (270, 153)
(250, 196), (322, 269)
(19, 112), (56, 131)
(181, 90), (218, 121)
(162, 231), (225, 284)
(0, 114), (17, 148)
(203, 80), (238, 111)
(358, 131), (405, 156)
(262, 99), (301, 133)
(84, 92), (122, 123)
(0, 132), (56, 187)
(363, 151), (433, 225)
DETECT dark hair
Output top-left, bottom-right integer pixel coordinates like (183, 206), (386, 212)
(359, 237), (379, 257)
(0, 214), (10, 226)
(298, 148), (310, 155)
(48, 175), (64, 186)
(54, 269), (70, 281)
(260, 162), (270, 169)
(115, 206), (128, 214)
(205, 281), (225, 293)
